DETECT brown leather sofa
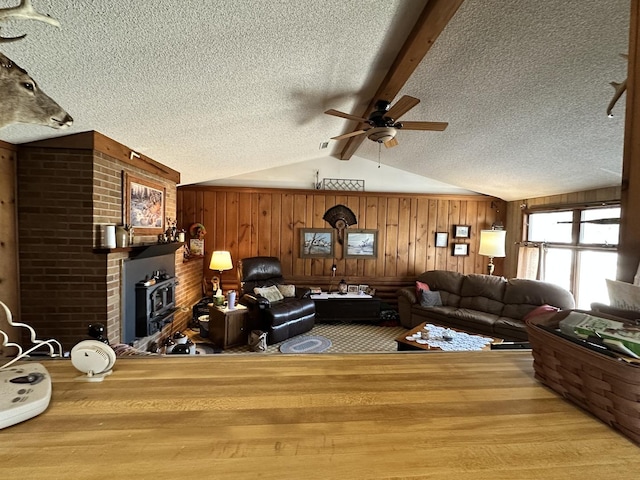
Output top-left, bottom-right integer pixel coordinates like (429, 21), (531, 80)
(238, 256), (315, 344)
(397, 270), (575, 341)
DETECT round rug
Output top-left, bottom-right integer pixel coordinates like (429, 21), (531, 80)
(280, 335), (332, 354)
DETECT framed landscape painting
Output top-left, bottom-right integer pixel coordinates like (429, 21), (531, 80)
(452, 243), (469, 256)
(453, 225), (471, 238)
(300, 228), (334, 258)
(344, 229), (378, 258)
(123, 173), (166, 235)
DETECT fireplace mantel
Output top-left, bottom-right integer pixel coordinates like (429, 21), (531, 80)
(94, 242), (184, 259)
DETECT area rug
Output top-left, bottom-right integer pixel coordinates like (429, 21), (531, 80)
(279, 335), (332, 353)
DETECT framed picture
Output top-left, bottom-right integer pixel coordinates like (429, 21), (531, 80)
(358, 284), (369, 292)
(453, 225), (471, 238)
(435, 232), (448, 247)
(123, 173), (166, 235)
(300, 228), (334, 258)
(344, 229), (378, 258)
(190, 238), (204, 256)
(452, 243), (469, 256)
(347, 285), (359, 293)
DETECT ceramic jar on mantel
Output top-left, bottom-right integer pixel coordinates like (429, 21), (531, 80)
(115, 225), (128, 248)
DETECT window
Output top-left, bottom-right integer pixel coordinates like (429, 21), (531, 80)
(526, 205), (619, 309)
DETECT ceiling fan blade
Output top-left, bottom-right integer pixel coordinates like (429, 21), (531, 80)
(384, 137), (399, 148)
(325, 109), (369, 123)
(400, 121), (448, 131)
(331, 129), (369, 141)
(386, 95), (420, 120)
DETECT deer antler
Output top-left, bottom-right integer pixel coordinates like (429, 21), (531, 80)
(0, 0), (60, 43)
(607, 53), (628, 118)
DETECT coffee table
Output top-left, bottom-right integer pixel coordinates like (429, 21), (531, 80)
(395, 322), (503, 351)
(310, 292), (381, 323)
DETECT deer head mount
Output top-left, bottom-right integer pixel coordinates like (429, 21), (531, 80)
(0, 0), (59, 42)
(0, 0), (72, 129)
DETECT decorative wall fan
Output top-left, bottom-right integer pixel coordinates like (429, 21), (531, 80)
(325, 95), (448, 148)
(323, 204), (357, 244)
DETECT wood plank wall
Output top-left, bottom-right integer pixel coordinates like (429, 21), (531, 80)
(0, 140), (18, 352)
(504, 186), (621, 279)
(177, 186), (505, 306)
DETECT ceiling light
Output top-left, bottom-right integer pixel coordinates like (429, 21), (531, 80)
(367, 127), (397, 143)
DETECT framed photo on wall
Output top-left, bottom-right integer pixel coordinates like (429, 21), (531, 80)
(435, 232), (448, 247)
(453, 225), (471, 238)
(300, 228), (334, 258)
(123, 173), (166, 235)
(344, 229), (378, 258)
(452, 243), (469, 256)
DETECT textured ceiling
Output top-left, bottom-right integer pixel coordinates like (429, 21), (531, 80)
(0, 0), (630, 201)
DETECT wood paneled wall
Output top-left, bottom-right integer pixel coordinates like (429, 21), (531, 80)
(0, 140), (18, 353)
(177, 186), (505, 304)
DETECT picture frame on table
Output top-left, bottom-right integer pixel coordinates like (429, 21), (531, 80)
(452, 243), (469, 256)
(453, 225), (471, 239)
(435, 232), (448, 248)
(347, 285), (359, 294)
(300, 228), (334, 258)
(123, 173), (166, 235)
(344, 229), (378, 258)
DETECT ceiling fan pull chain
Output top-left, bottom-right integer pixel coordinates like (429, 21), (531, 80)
(378, 143), (381, 168)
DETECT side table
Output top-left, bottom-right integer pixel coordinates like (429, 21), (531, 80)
(208, 304), (249, 349)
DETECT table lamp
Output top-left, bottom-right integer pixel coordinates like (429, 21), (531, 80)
(209, 251), (233, 294)
(478, 229), (506, 276)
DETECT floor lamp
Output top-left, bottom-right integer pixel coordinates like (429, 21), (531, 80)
(209, 251), (233, 294)
(478, 230), (506, 275)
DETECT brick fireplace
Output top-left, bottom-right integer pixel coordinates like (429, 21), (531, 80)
(16, 131), (203, 350)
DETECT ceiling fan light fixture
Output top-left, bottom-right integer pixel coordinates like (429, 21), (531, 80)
(367, 126), (397, 143)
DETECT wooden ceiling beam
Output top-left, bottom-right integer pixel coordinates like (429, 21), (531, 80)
(339, 0), (466, 160)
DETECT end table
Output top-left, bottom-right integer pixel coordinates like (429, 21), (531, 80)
(208, 304), (249, 349)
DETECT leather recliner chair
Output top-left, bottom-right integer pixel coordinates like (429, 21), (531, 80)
(237, 256), (315, 344)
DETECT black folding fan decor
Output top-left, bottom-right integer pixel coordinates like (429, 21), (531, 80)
(323, 205), (357, 244)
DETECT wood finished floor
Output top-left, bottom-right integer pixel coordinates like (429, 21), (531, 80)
(4, 352), (639, 479)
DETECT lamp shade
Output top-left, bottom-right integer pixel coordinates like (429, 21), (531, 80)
(478, 230), (506, 258)
(209, 251), (233, 271)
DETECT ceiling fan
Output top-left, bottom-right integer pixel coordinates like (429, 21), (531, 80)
(325, 95), (448, 148)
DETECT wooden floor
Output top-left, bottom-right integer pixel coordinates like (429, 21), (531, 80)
(2, 352), (639, 479)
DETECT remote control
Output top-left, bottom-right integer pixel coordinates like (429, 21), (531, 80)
(0, 363), (52, 429)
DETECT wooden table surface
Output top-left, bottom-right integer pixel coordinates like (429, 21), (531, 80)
(2, 352), (639, 479)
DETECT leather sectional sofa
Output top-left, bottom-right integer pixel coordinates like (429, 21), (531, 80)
(397, 270), (575, 341)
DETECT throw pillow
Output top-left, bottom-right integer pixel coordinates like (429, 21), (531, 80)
(523, 304), (559, 322)
(420, 290), (443, 307)
(277, 284), (296, 298)
(416, 280), (430, 297)
(254, 285), (284, 303)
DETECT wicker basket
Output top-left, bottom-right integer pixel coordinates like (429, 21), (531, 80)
(526, 309), (640, 444)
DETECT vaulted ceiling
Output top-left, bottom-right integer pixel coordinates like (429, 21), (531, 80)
(0, 0), (630, 200)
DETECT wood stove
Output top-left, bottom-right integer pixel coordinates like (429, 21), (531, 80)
(135, 275), (178, 337)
